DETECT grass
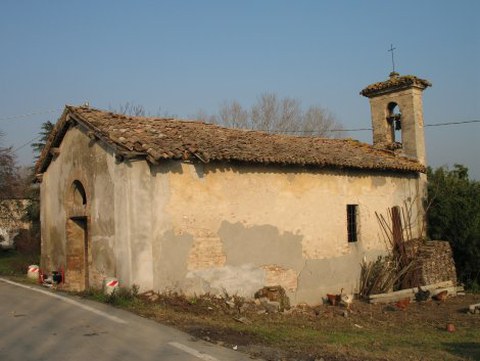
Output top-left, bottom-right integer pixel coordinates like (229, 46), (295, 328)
(0, 250), (39, 276)
(221, 318), (479, 360)
(224, 322), (478, 360)
(98, 291), (480, 361)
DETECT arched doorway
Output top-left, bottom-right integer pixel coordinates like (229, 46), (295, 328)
(65, 180), (89, 291)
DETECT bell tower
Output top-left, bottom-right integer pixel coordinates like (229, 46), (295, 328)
(360, 72), (431, 165)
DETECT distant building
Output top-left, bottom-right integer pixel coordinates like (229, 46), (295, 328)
(36, 73), (430, 304)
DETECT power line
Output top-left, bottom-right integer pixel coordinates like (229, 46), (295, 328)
(264, 119), (480, 134)
(424, 119), (480, 127)
(267, 127), (371, 134)
(267, 119), (480, 134)
(13, 135), (42, 152)
(0, 109), (61, 122)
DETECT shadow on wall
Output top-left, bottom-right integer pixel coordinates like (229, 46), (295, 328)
(199, 162), (368, 177)
(149, 159), (421, 180)
(149, 160), (183, 177)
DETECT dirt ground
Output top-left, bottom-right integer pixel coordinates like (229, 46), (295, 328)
(122, 291), (480, 361)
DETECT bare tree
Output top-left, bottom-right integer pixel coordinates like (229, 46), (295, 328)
(218, 100), (249, 129)
(303, 106), (338, 136)
(117, 102), (146, 117)
(195, 109), (218, 125)
(112, 102), (176, 118)
(196, 93), (343, 137)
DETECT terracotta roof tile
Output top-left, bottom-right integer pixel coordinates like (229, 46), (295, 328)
(361, 73), (431, 98)
(35, 106), (426, 174)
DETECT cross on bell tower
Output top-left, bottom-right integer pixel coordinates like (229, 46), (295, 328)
(388, 44), (397, 75)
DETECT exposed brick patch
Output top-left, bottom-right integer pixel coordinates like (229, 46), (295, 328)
(65, 218), (88, 292)
(187, 231), (226, 271)
(261, 264), (298, 292)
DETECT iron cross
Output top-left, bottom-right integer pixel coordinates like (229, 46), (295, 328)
(388, 44), (396, 73)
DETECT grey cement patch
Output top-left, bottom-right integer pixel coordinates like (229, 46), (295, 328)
(185, 264), (265, 298)
(219, 221), (304, 270)
(295, 248), (386, 304)
(152, 230), (193, 291)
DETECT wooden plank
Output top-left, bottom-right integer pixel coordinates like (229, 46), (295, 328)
(368, 281), (455, 304)
(369, 286), (461, 304)
(369, 281), (452, 300)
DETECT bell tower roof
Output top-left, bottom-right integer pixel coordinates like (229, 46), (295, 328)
(360, 73), (431, 98)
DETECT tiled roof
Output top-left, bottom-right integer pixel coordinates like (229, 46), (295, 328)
(361, 73), (431, 98)
(36, 106), (426, 174)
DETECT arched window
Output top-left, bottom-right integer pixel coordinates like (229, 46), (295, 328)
(72, 180), (87, 207)
(387, 102), (402, 145)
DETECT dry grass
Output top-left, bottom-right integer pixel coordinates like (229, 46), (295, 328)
(82, 289), (480, 361)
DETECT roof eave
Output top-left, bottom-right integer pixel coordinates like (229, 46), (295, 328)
(34, 107), (70, 177)
(35, 106), (145, 178)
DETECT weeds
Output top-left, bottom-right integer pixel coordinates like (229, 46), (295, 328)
(81, 284), (140, 307)
(0, 250), (39, 276)
(469, 280), (480, 293)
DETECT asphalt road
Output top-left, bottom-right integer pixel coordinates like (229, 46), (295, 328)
(0, 278), (255, 361)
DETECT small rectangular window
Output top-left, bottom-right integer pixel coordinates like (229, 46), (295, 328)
(347, 204), (358, 243)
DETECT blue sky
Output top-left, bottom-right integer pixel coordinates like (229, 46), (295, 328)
(1, 1), (479, 178)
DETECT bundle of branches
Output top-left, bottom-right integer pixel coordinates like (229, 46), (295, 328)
(359, 255), (417, 297)
(360, 203), (423, 296)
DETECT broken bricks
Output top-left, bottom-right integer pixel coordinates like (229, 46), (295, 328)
(254, 285), (290, 311)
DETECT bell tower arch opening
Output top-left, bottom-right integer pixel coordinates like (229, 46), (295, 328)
(387, 102), (402, 145)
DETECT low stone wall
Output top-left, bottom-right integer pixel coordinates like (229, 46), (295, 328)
(0, 199), (31, 250)
(415, 240), (457, 286)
